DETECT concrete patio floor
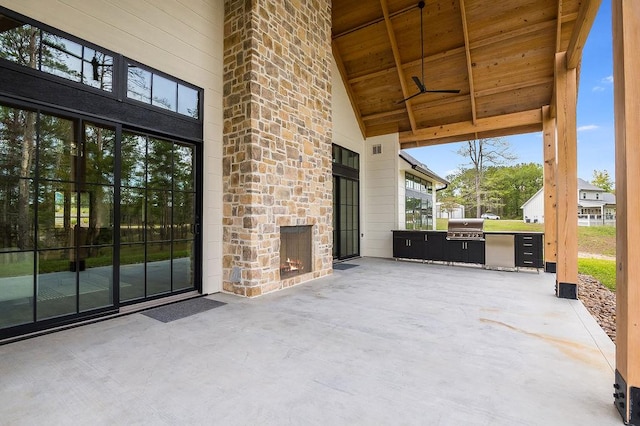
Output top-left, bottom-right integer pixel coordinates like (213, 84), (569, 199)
(0, 257), (620, 425)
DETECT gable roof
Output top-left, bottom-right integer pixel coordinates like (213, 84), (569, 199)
(332, 0), (599, 148)
(577, 178), (603, 191)
(399, 150), (448, 185)
(521, 188), (543, 209)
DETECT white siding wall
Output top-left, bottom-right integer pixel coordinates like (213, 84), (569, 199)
(331, 60), (364, 155)
(522, 190), (545, 223)
(1, 0), (225, 294)
(363, 134), (399, 258)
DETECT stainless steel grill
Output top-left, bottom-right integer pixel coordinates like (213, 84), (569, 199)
(446, 218), (485, 240)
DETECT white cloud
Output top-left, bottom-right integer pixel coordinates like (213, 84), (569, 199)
(578, 124), (599, 132)
(602, 75), (614, 84)
(592, 86), (605, 92)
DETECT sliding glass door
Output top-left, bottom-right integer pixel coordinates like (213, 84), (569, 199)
(119, 132), (197, 303)
(0, 103), (200, 334)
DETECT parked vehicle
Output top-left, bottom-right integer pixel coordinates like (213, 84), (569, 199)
(481, 213), (500, 220)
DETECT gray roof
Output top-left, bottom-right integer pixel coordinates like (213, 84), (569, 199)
(399, 150), (448, 185)
(602, 192), (616, 204)
(578, 178), (603, 191)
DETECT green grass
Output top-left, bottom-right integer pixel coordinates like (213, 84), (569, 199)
(578, 258), (617, 291)
(436, 218), (544, 232)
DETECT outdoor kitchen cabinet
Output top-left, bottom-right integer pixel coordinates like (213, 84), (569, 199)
(444, 239), (486, 264)
(393, 231), (424, 260)
(515, 233), (544, 269)
(424, 231), (446, 261)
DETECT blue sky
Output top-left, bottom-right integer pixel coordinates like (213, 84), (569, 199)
(407, 0), (615, 183)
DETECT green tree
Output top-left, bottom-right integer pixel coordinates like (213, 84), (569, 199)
(591, 169), (614, 193)
(456, 137), (516, 217)
(485, 163), (543, 218)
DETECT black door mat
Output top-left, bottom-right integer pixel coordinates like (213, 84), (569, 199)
(333, 263), (359, 271)
(142, 298), (226, 323)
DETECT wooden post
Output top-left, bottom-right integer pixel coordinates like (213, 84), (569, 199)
(612, 1), (640, 423)
(554, 52), (578, 299)
(542, 105), (557, 273)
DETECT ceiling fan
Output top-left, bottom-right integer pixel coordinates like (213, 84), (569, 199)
(398, 1), (460, 104)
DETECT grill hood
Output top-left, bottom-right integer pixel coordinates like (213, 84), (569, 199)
(447, 218), (485, 240)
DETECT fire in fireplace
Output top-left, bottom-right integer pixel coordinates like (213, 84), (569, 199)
(280, 225), (312, 279)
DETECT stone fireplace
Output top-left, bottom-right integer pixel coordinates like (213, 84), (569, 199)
(279, 226), (312, 279)
(222, 0), (333, 297)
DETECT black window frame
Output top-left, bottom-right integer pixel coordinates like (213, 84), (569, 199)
(0, 7), (203, 124)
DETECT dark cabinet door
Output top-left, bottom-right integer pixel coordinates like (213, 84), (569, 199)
(466, 240), (486, 264)
(425, 232), (446, 261)
(444, 239), (485, 264)
(393, 232), (424, 260)
(444, 240), (466, 262)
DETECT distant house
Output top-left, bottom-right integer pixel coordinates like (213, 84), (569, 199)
(399, 151), (448, 230)
(435, 202), (465, 219)
(521, 188), (544, 223)
(521, 179), (616, 226)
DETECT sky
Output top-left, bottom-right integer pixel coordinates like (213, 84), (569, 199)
(406, 0), (615, 183)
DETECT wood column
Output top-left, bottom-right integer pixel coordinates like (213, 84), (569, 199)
(612, 0), (640, 423)
(554, 52), (578, 299)
(542, 105), (557, 273)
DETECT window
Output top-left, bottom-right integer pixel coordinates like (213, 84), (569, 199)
(405, 173), (432, 195)
(127, 63), (200, 119)
(0, 11), (201, 120)
(0, 14), (114, 92)
(405, 172), (433, 229)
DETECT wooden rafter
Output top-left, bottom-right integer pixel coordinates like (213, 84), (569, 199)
(332, 0), (589, 141)
(458, 0), (476, 124)
(380, 0), (417, 132)
(566, 0), (602, 69)
(556, 0), (563, 53)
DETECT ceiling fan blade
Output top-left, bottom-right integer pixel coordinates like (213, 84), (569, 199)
(424, 89), (461, 94)
(411, 76), (426, 92)
(397, 91), (424, 104)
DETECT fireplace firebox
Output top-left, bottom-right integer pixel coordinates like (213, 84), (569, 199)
(280, 226), (312, 279)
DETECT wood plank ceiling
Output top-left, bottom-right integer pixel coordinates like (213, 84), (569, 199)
(331, 0), (598, 148)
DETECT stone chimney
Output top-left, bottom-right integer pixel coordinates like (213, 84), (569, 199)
(222, 0), (333, 296)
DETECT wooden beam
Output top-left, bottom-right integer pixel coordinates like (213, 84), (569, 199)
(459, 0), (477, 124)
(332, 40), (367, 138)
(399, 109), (542, 143)
(566, 0), (602, 69)
(399, 123), (542, 149)
(380, 0), (417, 132)
(554, 51), (578, 298)
(612, 0), (640, 422)
(542, 105), (557, 272)
(556, 0), (563, 53)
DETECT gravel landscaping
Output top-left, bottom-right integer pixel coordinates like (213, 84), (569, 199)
(579, 273), (616, 341)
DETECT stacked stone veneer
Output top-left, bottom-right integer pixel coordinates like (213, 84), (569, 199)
(222, 0), (333, 296)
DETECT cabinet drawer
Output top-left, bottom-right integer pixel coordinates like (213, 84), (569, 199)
(515, 234), (543, 268)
